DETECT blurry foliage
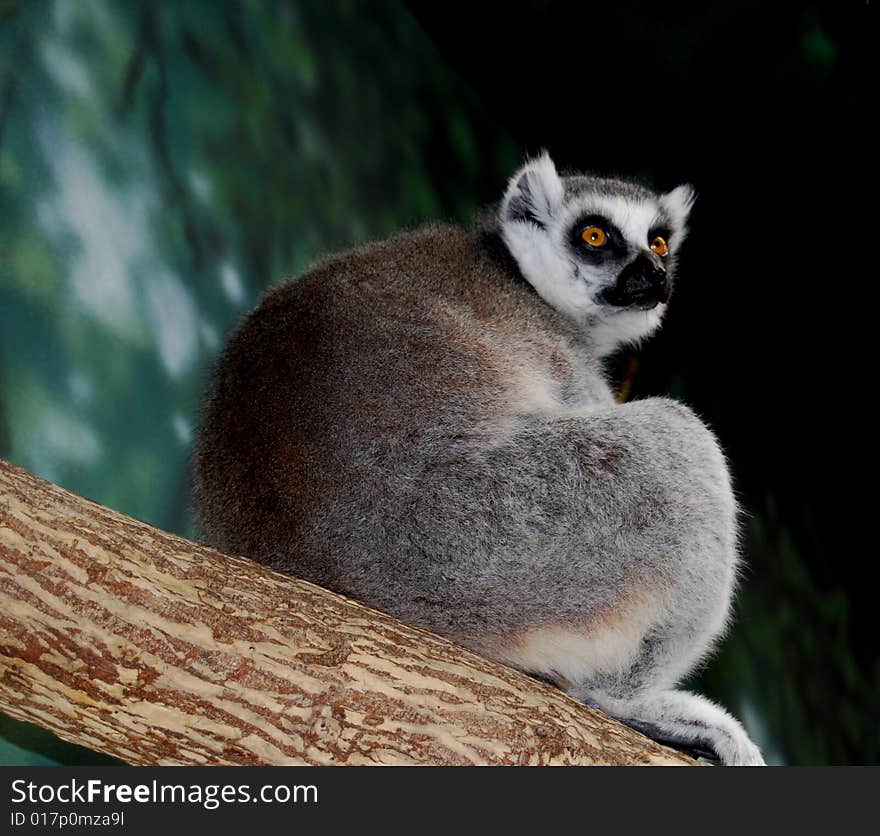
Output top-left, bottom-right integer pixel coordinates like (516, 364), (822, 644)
(692, 504), (880, 765)
(0, 0), (515, 532)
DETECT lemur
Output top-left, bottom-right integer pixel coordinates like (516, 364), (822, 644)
(192, 153), (765, 765)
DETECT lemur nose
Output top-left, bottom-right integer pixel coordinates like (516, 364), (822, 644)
(624, 257), (665, 293)
(600, 255), (672, 309)
(644, 262), (672, 303)
(642, 253), (666, 278)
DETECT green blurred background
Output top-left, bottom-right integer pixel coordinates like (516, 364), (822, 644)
(0, 0), (874, 765)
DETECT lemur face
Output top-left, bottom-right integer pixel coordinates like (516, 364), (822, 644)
(500, 154), (694, 356)
(565, 193), (673, 311)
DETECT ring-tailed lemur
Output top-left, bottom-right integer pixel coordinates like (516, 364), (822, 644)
(193, 153), (765, 765)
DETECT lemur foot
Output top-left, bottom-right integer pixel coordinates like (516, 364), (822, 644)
(621, 718), (722, 762)
(575, 688), (766, 766)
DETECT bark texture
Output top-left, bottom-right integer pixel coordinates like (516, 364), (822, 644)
(0, 459), (694, 765)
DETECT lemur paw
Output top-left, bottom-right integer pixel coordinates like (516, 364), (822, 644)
(578, 689), (766, 766)
(716, 734), (766, 766)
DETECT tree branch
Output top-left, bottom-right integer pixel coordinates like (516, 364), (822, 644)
(0, 459), (694, 766)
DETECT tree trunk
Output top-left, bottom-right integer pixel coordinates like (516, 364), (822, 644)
(0, 459), (693, 766)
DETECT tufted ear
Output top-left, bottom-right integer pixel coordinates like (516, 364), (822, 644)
(501, 153), (564, 229)
(660, 184), (696, 231)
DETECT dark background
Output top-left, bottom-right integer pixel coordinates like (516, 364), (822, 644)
(0, 0), (874, 764)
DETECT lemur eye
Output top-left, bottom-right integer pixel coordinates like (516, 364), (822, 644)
(582, 226), (607, 247)
(650, 235), (669, 256)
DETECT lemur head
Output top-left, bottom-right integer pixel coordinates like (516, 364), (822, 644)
(499, 153), (695, 357)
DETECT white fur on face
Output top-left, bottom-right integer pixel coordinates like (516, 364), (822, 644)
(500, 154), (693, 357)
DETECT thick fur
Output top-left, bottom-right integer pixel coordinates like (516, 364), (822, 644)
(192, 155), (764, 765)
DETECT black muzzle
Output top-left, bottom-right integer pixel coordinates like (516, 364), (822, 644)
(601, 256), (671, 310)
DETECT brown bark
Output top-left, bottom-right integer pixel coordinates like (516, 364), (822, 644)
(0, 459), (694, 766)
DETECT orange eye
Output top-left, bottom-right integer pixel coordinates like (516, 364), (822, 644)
(650, 235), (669, 256)
(582, 226), (607, 247)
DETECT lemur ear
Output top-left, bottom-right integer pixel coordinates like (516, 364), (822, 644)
(661, 184), (696, 230)
(501, 153), (564, 229)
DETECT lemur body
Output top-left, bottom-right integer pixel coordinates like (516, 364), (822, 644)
(193, 155), (765, 765)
